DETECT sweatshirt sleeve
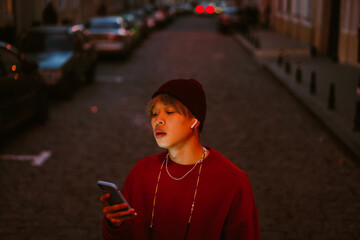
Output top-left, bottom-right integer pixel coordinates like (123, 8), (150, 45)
(102, 216), (133, 240)
(221, 173), (260, 240)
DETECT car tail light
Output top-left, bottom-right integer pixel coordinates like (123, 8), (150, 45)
(195, 5), (204, 13)
(205, 6), (215, 14)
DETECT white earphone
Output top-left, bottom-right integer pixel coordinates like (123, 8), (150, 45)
(191, 119), (198, 129)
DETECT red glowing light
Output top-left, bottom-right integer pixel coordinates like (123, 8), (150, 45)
(195, 5), (204, 13)
(72, 25), (79, 32)
(205, 5), (215, 14)
(91, 106), (98, 113)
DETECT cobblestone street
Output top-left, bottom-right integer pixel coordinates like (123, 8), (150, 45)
(0, 16), (359, 239)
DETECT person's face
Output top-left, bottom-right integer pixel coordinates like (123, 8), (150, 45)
(151, 100), (195, 150)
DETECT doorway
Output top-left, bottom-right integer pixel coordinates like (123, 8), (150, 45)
(327, 0), (341, 61)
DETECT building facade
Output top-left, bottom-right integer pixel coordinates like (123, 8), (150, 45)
(263, 0), (360, 67)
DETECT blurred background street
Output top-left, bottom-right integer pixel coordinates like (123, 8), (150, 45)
(1, 1), (360, 240)
(1, 15), (360, 240)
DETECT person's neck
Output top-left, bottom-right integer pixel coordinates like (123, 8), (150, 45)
(168, 142), (205, 165)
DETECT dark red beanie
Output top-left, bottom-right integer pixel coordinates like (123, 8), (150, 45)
(152, 79), (207, 132)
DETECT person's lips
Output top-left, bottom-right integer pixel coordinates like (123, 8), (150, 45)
(155, 129), (166, 138)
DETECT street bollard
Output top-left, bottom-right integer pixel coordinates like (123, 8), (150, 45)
(285, 56), (291, 74)
(310, 71), (316, 95)
(254, 37), (260, 49)
(277, 53), (284, 66)
(250, 34), (254, 45)
(354, 77), (360, 131)
(328, 83), (336, 110)
(295, 62), (302, 83)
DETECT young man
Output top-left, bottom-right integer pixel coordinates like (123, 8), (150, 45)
(101, 79), (260, 239)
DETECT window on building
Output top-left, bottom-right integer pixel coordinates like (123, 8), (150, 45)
(295, 0), (301, 17)
(58, 0), (66, 9)
(72, 0), (79, 7)
(342, 0), (351, 30)
(278, 0), (283, 12)
(304, 0), (312, 20)
(6, 0), (13, 13)
(43, 0), (50, 6)
(286, 0), (292, 14)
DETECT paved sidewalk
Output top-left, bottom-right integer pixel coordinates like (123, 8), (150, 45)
(234, 29), (360, 160)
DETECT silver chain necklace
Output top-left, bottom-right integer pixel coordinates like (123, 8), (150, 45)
(165, 147), (207, 181)
(149, 146), (207, 239)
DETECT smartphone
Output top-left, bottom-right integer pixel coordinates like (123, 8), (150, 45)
(97, 180), (131, 209)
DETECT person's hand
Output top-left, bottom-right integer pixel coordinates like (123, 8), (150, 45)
(100, 193), (137, 228)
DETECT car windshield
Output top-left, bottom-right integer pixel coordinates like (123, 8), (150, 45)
(20, 32), (73, 53)
(88, 20), (122, 29)
(223, 7), (240, 14)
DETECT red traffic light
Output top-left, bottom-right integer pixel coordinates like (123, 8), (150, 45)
(195, 5), (205, 13)
(205, 5), (215, 14)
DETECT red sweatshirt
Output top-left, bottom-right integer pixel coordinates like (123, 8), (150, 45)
(103, 147), (260, 240)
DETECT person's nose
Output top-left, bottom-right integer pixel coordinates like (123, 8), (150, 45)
(154, 112), (165, 126)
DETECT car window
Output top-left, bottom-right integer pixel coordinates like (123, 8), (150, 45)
(223, 7), (240, 14)
(0, 48), (21, 75)
(45, 33), (73, 51)
(20, 32), (73, 53)
(89, 20), (121, 29)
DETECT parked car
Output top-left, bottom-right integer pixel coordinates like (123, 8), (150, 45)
(121, 13), (144, 46)
(0, 41), (48, 136)
(144, 4), (158, 29)
(217, 6), (242, 33)
(177, 3), (193, 15)
(86, 16), (134, 56)
(167, 4), (178, 21)
(17, 25), (97, 97)
(152, 4), (169, 27)
(127, 9), (151, 38)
